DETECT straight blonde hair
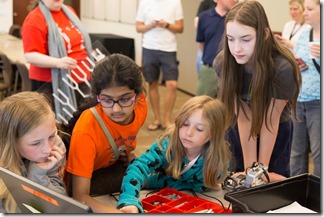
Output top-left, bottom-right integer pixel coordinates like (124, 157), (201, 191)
(0, 92), (54, 213)
(158, 96), (230, 189)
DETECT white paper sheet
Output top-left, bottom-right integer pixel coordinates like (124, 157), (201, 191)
(266, 201), (317, 213)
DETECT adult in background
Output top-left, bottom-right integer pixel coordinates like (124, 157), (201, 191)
(21, 0), (92, 123)
(135, 0), (184, 131)
(276, 0), (309, 50)
(194, 0), (217, 75)
(290, 0), (320, 177)
(196, 0), (237, 97)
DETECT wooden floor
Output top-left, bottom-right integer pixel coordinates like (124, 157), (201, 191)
(134, 85), (314, 175)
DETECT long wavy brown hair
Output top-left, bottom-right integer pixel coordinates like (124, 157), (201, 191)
(216, 0), (301, 139)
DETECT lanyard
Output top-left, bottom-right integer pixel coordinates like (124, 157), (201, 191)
(180, 154), (200, 175)
(289, 22), (304, 40)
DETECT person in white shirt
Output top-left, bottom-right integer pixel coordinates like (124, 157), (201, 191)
(135, 0), (184, 131)
(275, 0), (309, 49)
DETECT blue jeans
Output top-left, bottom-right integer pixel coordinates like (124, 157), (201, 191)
(226, 120), (293, 177)
(196, 49), (203, 75)
(290, 100), (321, 177)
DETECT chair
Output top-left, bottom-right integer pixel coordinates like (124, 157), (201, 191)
(0, 53), (13, 100)
(15, 63), (32, 92)
(9, 25), (22, 39)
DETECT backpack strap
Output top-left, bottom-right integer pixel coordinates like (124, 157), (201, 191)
(90, 107), (120, 159)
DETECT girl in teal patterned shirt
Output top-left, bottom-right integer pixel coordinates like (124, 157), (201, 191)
(117, 96), (230, 213)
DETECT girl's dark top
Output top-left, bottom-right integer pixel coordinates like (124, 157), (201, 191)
(240, 55), (296, 122)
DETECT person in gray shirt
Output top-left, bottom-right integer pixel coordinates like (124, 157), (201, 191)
(0, 92), (67, 213)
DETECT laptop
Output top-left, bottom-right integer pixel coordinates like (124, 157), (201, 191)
(0, 167), (92, 213)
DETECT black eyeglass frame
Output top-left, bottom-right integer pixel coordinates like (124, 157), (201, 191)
(97, 94), (136, 108)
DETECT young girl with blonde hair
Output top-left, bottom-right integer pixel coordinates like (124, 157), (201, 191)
(0, 92), (66, 213)
(117, 95), (230, 213)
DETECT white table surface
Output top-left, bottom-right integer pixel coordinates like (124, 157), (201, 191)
(0, 33), (28, 66)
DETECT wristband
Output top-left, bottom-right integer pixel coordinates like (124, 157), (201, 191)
(165, 23), (170, 29)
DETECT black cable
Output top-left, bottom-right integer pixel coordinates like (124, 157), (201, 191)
(189, 189), (199, 197)
(245, 166), (251, 174)
(197, 191), (232, 212)
(262, 168), (270, 183)
(180, 189), (197, 198)
(238, 176), (246, 186)
(145, 189), (160, 197)
(110, 192), (120, 201)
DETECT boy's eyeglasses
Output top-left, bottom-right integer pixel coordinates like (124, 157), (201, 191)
(97, 94), (136, 108)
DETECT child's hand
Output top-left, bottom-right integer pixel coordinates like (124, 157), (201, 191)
(119, 205), (139, 213)
(127, 151), (136, 163)
(36, 144), (66, 171)
(231, 171), (246, 178)
(119, 151), (136, 167)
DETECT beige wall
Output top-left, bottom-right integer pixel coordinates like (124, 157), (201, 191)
(258, 0), (291, 32)
(0, 0), (13, 33)
(81, 0), (291, 95)
(176, 0), (200, 94)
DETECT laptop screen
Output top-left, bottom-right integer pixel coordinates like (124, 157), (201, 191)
(0, 167), (92, 213)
